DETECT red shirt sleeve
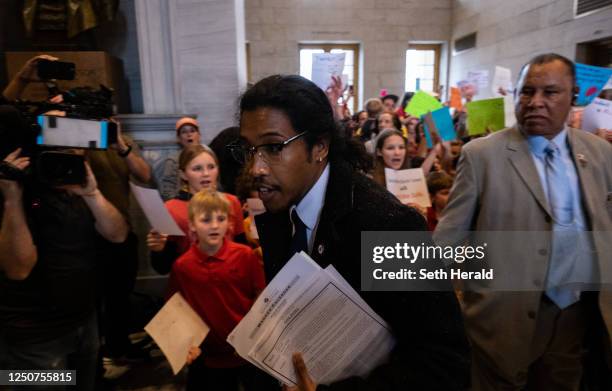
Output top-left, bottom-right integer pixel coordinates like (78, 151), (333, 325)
(224, 193), (245, 238)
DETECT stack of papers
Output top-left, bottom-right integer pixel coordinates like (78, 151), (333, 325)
(227, 252), (395, 387)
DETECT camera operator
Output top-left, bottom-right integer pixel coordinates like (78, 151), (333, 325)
(5, 54), (155, 374)
(0, 147), (128, 390)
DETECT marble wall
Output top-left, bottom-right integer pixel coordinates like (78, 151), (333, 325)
(449, 0), (612, 98)
(134, 0), (247, 143)
(245, 0), (453, 105)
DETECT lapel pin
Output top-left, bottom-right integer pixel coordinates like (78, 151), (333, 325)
(576, 153), (587, 167)
(317, 244), (325, 255)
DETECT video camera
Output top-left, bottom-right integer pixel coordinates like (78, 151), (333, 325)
(0, 60), (118, 187)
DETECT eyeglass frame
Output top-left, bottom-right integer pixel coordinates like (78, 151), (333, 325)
(227, 131), (309, 164)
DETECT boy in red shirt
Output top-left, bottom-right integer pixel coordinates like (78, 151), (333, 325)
(166, 190), (268, 390)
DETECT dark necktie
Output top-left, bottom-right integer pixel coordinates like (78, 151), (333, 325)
(289, 209), (308, 257)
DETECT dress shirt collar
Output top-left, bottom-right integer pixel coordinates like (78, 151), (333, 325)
(291, 163), (330, 231)
(192, 239), (229, 262)
(526, 126), (568, 158)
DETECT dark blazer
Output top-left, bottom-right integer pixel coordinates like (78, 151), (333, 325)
(256, 160), (470, 391)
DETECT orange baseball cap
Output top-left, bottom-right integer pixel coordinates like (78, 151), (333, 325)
(175, 117), (199, 135)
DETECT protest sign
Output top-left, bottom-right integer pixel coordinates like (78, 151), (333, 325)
(385, 168), (431, 208)
(466, 98), (505, 136)
(575, 63), (612, 106)
(449, 87), (463, 111)
(404, 90), (443, 118)
(467, 70), (489, 92)
(422, 107), (456, 147)
(503, 95), (516, 128)
(582, 98), (612, 132)
(311, 53), (346, 91)
(492, 66), (512, 96)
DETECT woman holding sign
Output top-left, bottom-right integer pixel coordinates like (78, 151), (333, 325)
(371, 129), (411, 187)
(372, 128), (445, 214)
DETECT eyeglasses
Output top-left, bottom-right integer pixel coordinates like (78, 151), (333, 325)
(227, 131), (308, 164)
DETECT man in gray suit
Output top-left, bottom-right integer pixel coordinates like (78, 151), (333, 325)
(434, 53), (612, 390)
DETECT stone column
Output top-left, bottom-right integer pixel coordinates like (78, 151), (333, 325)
(134, 0), (181, 114)
(124, 1), (247, 284)
(133, 0), (247, 142)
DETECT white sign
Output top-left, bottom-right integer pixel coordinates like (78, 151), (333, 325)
(467, 70), (489, 91)
(311, 53), (346, 91)
(385, 168), (432, 208)
(492, 66), (513, 96)
(503, 95), (516, 128)
(145, 293), (210, 375)
(582, 98), (612, 132)
(604, 75), (612, 90)
(129, 183), (185, 236)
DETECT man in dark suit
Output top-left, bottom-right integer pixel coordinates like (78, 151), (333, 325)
(230, 74), (470, 391)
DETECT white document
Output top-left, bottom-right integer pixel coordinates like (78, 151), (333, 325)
(228, 252), (395, 387)
(492, 66), (513, 96)
(246, 198), (266, 240)
(227, 252), (321, 372)
(582, 98), (612, 132)
(385, 168), (432, 208)
(311, 53), (346, 91)
(144, 292), (210, 375)
(129, 182), (185, 236)
(503, 95), (516, 128)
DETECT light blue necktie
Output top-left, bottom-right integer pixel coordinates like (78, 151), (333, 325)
(544, 142), (580, 309)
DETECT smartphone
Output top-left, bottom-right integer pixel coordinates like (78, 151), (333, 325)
(37, 60), (76, 80)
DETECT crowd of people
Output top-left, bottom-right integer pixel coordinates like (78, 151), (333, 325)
(0, 52), (611, 391)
